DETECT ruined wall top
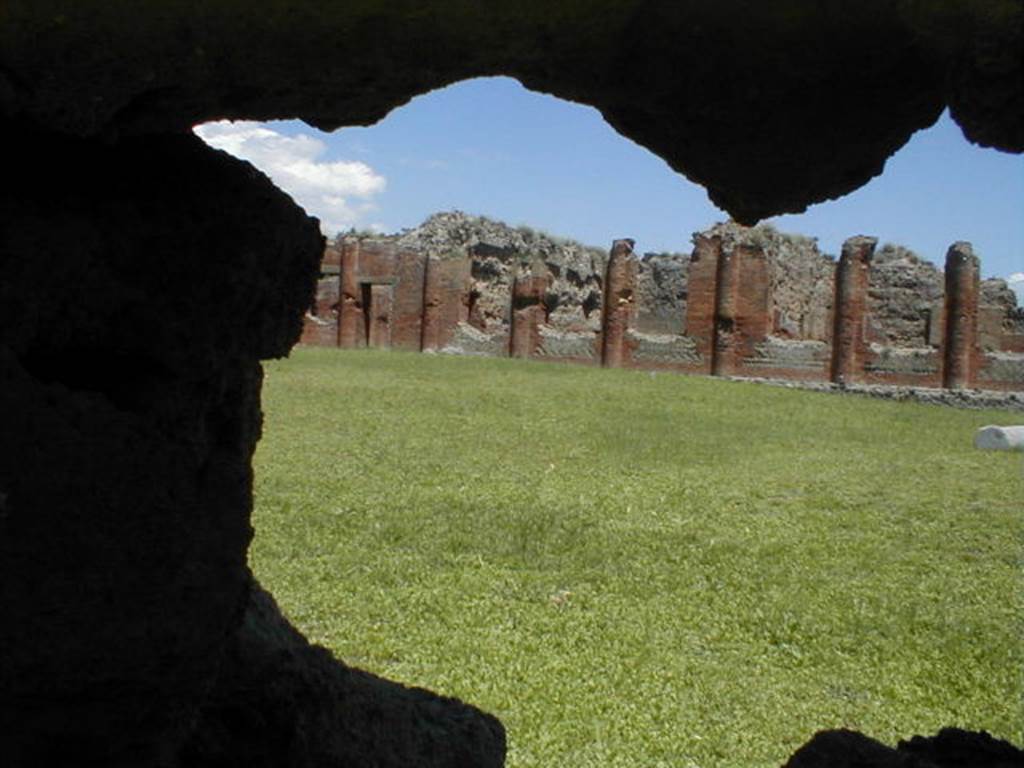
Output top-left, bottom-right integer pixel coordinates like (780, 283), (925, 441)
(334, 214), (1021, 339)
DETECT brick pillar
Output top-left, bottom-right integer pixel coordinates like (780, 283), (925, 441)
(421, 256), (441, 351)
(942, 241), (980, 389)
(509, 274), (547, 359)
(711, 244), (740, 376)
(390, 252), (428, 351)
(338, 238), (363, 348)
(367, 283), (392, 348)
(734, 243), (770, 367)
(830, 236), (876, 384)
(686, 235), (721, 373)
(601, 238), (637, 368)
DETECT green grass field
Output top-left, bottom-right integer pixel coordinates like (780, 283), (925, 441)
(251, 347), (1022, 767)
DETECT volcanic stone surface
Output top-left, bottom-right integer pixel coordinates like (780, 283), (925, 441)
(1, 2), (1022, 766)
(0, 126), (503, 767)
(395, 211), (608, 337)
(782, 728), (1024, 768)
(0, 126), (321, 765)
(180, 584), (506, 768)
(867, 244), (946, 346)
(2, 1), (1021, 222)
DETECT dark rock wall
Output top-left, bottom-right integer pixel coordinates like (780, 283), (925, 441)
(180, 584), (505, 768)
(0, 129), (322, 764)
(782, 727), (1023, 768)
(0, 130), (504, 767)
(2, 3), (1021, 223)
(2, 2), (1022, 766)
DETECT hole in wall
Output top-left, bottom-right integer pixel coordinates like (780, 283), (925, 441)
(360, 283), (373, 346)
(198, 76), (1024, 764)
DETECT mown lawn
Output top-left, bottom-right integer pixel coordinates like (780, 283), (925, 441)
(251, 347), (1022, 767)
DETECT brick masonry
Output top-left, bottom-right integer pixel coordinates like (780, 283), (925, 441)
(942, 242), (980, 389)
(511, 274), (549, 359)
(302, 230), (1023, 393)
(601, 239), (638, 368)
(831, 236), (876, 384)
(680, 234), (719, 375)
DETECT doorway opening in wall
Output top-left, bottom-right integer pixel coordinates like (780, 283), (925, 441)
(360, 282), (373, 347)
(196, 76), (1024, 766)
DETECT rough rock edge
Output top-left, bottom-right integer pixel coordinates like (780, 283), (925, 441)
(390, 210), (608, 334)
(781, 727), (1023, 768)
(180, 581), (506, 768)
(0, 128), (506, 767)
(3, 4), (1019, 221)
(0, 127), (325, 766)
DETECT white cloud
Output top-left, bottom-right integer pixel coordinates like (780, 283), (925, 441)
(194, 121), (386, 234)
(1007, 272), (1024, 304)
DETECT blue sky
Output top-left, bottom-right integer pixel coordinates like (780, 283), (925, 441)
(197, 76), (1023, 289)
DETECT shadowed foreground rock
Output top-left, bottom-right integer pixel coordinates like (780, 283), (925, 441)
(2, 2), (1021, 222)
(0, 126), (317, 764)
(181, 583), (505, 768)
(1, 2), (1022, 765)
(0, 125), (502, 766)
(782, 728), (1024, 768)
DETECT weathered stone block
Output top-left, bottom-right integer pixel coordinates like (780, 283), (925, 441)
(0, 128), (323, 764)
(865, 344), (941, 380)
(537, 327), (599, 361)
(974, 425), (1024, 451)
(746, 337), (830, 374)
(443, 322), (509, 357)
(628, 330), (701, 366)
(978, 351), (1024, 388)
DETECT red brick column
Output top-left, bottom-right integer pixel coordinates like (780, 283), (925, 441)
(509, 274), (547, 359)
(830, 236), (876, 384)
(367, 283), (392, 348)
(389, 252), (427, 351)
(422, 258), (472, 352)
(711, 244), (740, 376)
(337, 238), (363, 348)
(942, 241), (980, 389)
(420, 256), (442, 351)
(733, 243), (770, 369)
(686, 235), (721, 374)
(601, 238), (637, 368)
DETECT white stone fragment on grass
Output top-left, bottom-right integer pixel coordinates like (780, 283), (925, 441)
(974, 425), (1024, 451)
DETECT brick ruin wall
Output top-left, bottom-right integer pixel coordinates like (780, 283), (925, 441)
(300, 216), (1024, 393)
